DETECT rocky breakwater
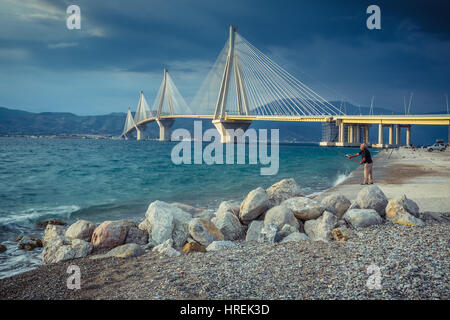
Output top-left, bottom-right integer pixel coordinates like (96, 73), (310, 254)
(34, 178), (438, 265)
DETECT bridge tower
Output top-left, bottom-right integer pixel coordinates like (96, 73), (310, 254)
(155, 68), (175, 141)
(212, 26), (252, 143)
(134, 91), (151, 140)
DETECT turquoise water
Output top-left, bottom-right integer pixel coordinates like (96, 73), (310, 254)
(0, 137), (373, 278)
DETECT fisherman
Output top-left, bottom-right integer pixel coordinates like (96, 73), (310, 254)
(347, 143), (373, 185)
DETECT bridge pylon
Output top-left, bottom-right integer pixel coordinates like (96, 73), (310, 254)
(155, 69), (177, 141)
(213, 25), (252, 143)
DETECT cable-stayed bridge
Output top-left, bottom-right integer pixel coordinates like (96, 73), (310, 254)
(121, 26), (450, 147)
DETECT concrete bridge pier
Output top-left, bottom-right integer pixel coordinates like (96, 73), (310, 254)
(212, 119), (252, 143)
(156, 119), (175, 141)
(396, 125), (401, 145)
(136, 125), (147, 141)
(405, 125), (411, 146)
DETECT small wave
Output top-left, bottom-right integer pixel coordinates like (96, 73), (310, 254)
(0, 205), (80, 226)
(333, 173), (349, 186)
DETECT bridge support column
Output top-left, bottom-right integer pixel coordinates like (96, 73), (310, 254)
(348, 125), (353, 143)
(156, 119), (175, 141)
(355, 125), (360, 143)
(212, 119), (252, 143)
(376, 123), (383, 148)
(406, 125), (411, 146)
(396, 125), (401, 145)
(365, 125), (370, 144)
(388, 125), (394, 145)
(339, 122), (345, 143)
(136, 125), (146, 141)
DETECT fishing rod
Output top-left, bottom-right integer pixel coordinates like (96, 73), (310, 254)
(345, 155), (362, 164)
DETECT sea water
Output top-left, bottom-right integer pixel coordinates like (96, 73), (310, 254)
(0, 137), (375, 278)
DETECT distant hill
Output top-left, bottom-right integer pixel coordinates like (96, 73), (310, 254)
(0, 106), (126, 135)
(0, 105), (447, 145)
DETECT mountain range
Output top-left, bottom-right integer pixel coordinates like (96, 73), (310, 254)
(0, 103), (448, 145)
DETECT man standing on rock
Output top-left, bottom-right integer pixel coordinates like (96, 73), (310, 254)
(347, 143), (373, 185)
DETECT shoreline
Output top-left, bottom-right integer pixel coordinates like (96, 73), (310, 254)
(317, 147), (450, 213)
(0, 147), (449, 300)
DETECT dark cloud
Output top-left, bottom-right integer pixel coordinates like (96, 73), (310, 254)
(0, 0), (449, 115)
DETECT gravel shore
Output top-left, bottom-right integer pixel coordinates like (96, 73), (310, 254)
(1, 219), (448, 300)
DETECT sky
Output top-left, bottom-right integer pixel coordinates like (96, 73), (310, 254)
(0, 0), (449, 115)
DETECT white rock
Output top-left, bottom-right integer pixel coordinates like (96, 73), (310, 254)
(188, 218), (224, 246)
(145, 201), (175, 245)
(206, 241), (236, 251)
(104, 243), (145, 258)
(42, 238), (93, 264)
(239, 187), (270, 224)
(281, 232), (310, 243)
(263, 205), (299, 230)
(304, 211), (338, 242)
(212, 202), (245, 240)
(245, 220), (264, 242)
(258, 223), (279, 243)
(43, 224), (65, 247)
(266, 178), (303, 206)
(65, 220), (96, 242)
(320, 194), (351, 219)
(385, 195), (423, 226)
(356, 185), (388, 216)
(343, 209), (384, 228)
(282, 197), (326, 221)
(152, 239), (181, 257)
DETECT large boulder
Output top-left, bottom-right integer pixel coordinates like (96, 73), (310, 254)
(43, 224), (65, 247)
(245, 220), (264, 242)
(320, 194), (351, 219)
(138, 219), (150, 231)
(266, 178), (303, 206)
(343, 209), (384, 228)
(105, 243), (145, 258)
(239, 187), (270, 224)
(263, 205), (299, 230)
(356, 185), (388, 216)
(188, 218), (224, 246)
(0, 244), (6, 253)
(304, 211), (338, 242)
(91, 220), (136, 249)
(280, 232), (310, 243)
(282, 197), (326, 221)
(212, 202), (245, 240)
(152, 239), (180, 257)
(65, 220), (96, 242)
(215, 201), (241, 218)
(42, 238), (93, 264)
(206, 241), (236, 251)
(145, 201), (175, 244)
(145, 200), (193, 248)
(385, 195), (424, 226)
(258, 223), (279, 243)
(125, 227), (149, 245)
